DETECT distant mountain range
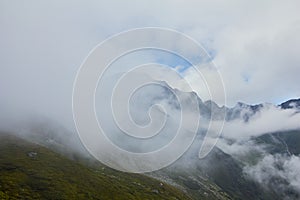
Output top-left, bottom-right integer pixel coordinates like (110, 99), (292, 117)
(149, 86), (300, 200)
(157, 81), (300, 122)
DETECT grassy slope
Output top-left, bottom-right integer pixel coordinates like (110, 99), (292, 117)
(0, 134), (191, 200)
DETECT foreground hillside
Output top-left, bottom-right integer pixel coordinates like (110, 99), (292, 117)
(0, 133), (191, 200)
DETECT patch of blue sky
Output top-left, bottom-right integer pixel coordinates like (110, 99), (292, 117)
(108, 48), (216, 75)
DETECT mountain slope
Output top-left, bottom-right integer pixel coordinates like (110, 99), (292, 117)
(0, 133), (191, 200)
(256, 130), (300, 156)
(152, 145), (277, 200)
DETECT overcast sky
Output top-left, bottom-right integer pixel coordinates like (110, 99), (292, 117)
(1, 0), (300, 128)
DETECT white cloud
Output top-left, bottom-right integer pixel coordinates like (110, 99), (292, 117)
(221, 106), (300, 140)
(1, 0), (300, 126)
(244, 154), (300, 195)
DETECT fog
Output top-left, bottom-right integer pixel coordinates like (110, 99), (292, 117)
(1, 0), (300, 197)
(222, 105), (300, 140)
(244, 154), (300, 199)
(215, 104), (300, 195)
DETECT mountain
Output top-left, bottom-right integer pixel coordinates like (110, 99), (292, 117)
(244, 130), (300, 199)
(139, 83), (300, 199)
(280, 98), (300, 109)
(151, 128), (300, 200)
(256, 130), (300, 156)
(1, 81), (299, 199)
(151, 137), (279, 200)
(0, 133), (191, 200)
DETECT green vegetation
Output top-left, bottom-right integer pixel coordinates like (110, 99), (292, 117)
(0, 134), (191, 200)
(3, 129), (297, 200)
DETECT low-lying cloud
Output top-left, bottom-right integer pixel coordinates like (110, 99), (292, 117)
(244, 154), (300, 198)
(222, 105), (300, 140)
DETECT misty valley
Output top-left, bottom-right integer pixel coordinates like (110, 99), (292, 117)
(1, 85), (300, 199)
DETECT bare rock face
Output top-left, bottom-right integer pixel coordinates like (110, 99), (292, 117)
(27, 152), (37, 159)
